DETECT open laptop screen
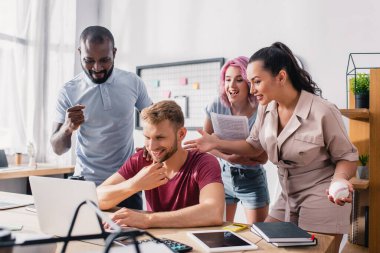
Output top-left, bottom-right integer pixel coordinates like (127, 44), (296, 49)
(29, 176), (102, 237)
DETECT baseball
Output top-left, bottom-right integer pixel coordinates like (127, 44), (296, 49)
(329, 181), (349, 201)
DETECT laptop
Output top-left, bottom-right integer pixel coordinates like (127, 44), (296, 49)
(0, 200), (33, 210)
(0, 179), (34, 209)
(29, 176), (103, 237)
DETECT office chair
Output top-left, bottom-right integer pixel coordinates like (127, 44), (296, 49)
(0, 149), (8, 167)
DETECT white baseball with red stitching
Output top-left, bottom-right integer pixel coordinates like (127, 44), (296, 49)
(329, 181), (349, 201)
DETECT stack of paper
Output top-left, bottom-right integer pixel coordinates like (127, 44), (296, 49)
(250, 222), (317, 247)
(210, 113), (249, 140)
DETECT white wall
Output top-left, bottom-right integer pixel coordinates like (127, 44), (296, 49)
(74, 0), (101, 75)
(98, 0), (380, 222)
(99, 0), (380, 108)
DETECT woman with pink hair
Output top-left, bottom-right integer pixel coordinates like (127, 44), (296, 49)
(203, 56), (269, 223)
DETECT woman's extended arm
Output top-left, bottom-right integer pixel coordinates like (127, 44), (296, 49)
(184, 129), (263, 157)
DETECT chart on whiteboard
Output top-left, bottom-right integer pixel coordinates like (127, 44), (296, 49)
(136, 58), (224, 129)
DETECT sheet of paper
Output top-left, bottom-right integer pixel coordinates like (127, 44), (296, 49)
(174, 96), (188, 118)
(210, 112), (249, 140)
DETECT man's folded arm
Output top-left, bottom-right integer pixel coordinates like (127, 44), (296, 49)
(97, 172), (138, 210)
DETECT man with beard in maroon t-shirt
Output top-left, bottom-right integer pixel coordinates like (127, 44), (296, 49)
(97, 100), (224, 229)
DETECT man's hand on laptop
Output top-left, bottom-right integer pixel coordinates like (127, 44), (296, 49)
(105, 208), (151, 229)
(129, 162), (169, 191)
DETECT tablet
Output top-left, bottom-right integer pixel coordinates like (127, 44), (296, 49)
(187, 230), (258, 252)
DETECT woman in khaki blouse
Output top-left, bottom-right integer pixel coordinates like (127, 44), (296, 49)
(185, 42), (358, 253)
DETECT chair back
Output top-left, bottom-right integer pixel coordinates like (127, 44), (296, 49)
(0, 149), (8, 167)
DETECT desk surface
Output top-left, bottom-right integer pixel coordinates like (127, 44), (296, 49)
(0, 192), (334, 253)
(0, 164), (74, 179)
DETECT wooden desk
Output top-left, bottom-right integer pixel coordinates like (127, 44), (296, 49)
(149, 227), (334, 253)
(0, 164), (74, 180)
(0, 192), (335, 253)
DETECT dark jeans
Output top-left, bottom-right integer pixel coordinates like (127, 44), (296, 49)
(68, 175), (143, 210)
(117, 192), (143, 210)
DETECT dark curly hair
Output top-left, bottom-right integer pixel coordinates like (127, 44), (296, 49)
(249, 42), (321, 96)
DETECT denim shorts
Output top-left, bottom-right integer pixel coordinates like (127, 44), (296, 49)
(222, 164), (270, 209)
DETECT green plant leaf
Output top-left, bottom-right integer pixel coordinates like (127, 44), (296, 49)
(359, 154), (369, 166)
(350, 73), (370, 94)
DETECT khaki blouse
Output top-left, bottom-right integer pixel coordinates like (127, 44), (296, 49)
(246, 90), (358, 233)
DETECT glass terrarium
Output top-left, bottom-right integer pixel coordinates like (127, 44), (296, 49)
(346, 53), (380, 109)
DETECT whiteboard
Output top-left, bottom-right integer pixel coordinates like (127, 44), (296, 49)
(135, 58), (224, 130)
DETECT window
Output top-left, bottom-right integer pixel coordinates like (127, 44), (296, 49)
(0, 0), (76, 163)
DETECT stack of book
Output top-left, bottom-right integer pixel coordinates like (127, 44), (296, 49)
(250, 222), (317, 247)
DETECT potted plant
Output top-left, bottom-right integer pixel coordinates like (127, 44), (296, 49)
(350, 73), (370, 108)
(357, 154), (369, 179)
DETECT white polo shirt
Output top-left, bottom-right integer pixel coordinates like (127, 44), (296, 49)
(54, 68), (152, 185)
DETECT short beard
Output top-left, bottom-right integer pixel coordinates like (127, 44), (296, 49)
(155, 136), (178, 163)
(82, 64), (114, 84)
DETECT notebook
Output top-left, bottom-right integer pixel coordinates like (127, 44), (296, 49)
(271, 239), (317, 247)
(29, 176), (102, 237)
(250, 222), (315, 243)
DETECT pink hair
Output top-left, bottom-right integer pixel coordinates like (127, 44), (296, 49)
(219, 56), (258, 108)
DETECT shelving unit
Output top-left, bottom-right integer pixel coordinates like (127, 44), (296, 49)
(349, 177), (369, 190)
(341, 69), (380, 252)
(340, 109), (369, 121)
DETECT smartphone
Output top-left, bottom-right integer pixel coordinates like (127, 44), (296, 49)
(222, 223), (249, 232)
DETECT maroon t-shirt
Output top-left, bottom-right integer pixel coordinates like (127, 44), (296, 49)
(117, 150), (222, 212)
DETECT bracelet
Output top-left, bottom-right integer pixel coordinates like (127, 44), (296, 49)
(332, 171), (350, 181)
